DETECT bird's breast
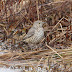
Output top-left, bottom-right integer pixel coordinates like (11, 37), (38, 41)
(25, 28), (44, 44)
(32, 28), (44, 43)
(35, 28), (44, 37)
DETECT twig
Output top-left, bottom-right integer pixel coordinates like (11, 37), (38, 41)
(47, 17), (64, 36)
(35, 57), (44, 72)
(46, 43), (63, 59)
(59, 23), (64, 33)
(49, 31), (66, 45)
(0, 24), (6, 27)
(36, 0), (39, 20)
(3, 27), (8, 36)
(39, 1), (65, 9)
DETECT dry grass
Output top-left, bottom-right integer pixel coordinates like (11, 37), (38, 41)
(0, 0), (72, 72)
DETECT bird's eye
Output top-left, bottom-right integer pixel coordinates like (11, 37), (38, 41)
(39, 23), (40, 24)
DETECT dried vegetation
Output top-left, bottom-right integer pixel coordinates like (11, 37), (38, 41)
(0, 0), (72, 72)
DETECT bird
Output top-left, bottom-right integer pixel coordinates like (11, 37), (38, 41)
(23, 20), (45, 44)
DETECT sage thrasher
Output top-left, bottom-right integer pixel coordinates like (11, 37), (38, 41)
(23, 20), (45, 44)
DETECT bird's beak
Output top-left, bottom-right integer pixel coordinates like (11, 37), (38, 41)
(42, 22), (46, 24)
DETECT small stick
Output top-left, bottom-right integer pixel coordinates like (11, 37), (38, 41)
(59, 23), (64, 33)
(3, 27), (8, 36)
(46, 43), (63, 59)
(36, 0), (39, 20)
(47, 17), (64, 36)
(49, 31), (66, 45)
(0, 24), (6, 27)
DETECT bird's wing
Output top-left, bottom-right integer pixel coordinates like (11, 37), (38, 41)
(23, 27), (35, 39)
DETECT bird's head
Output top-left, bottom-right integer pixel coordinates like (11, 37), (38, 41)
(33, 20), (45, 28)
